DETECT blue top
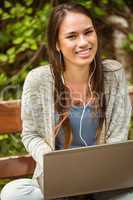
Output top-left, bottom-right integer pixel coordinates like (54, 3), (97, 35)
(55, 105), (99, 150)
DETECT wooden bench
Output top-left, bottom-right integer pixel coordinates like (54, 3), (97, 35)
(0, 100), (35, 179)
(0, 89), (133, 180)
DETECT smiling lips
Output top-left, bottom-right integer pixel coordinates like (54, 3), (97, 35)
(76, 48), (92, 58)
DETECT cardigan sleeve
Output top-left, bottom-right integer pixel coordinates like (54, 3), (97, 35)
(21, 69), (52, 173)
(105, 62), (132, 143)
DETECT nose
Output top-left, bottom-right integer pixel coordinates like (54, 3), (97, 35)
(78, 35), (88, 47)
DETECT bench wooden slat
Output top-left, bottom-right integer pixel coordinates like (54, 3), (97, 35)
(0, 155), (35, 179)
(0, 100), (22, 134)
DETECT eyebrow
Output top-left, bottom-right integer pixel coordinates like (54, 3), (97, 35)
(65, 26), (94, 36)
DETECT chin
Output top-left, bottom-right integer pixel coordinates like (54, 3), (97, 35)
(76, 58), (94, 66)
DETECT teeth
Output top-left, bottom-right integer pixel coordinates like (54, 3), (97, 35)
(76, 48), (91, 53)
(79, 50), (89, 54)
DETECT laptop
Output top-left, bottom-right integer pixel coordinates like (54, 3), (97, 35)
(43, 140), (133, 200)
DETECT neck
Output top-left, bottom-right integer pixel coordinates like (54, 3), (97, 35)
(64, 64), (90, 85)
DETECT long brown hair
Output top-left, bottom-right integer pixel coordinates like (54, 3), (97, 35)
(47, 2), (106, 148)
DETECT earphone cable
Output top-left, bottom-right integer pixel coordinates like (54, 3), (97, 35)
(79, 59), (96, 146)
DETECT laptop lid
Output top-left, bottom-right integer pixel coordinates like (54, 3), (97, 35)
(43, 140), (133, 200)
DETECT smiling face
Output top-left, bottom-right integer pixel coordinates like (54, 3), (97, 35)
(57, 12), (98, 70)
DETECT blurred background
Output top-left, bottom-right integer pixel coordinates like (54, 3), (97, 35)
(0, 0), (133, 188)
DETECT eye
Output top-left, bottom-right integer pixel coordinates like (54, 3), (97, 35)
(84, 30), (94, 35)
(66, 35), (77, 40)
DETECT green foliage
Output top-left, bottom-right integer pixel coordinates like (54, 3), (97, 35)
(0, 2), (51, 63)
(0, 73), (8, 86)
(93, 6), (106, 16)
(0, 1), (52, 94)
(0, 133), (26, 157)
(123, 33), (133, 52)
(111, 0), (125, 8)
(128, 119), (133, 140)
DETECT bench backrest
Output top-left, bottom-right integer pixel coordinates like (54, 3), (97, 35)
(0, 100), (35, 179)
(0, 89), (133, 179)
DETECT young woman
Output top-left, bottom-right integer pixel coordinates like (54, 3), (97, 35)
(1, 2), (132, 200)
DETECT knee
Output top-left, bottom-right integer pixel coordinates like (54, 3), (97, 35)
(0, 178), (43, 200)
(1, 180), (19, 200)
